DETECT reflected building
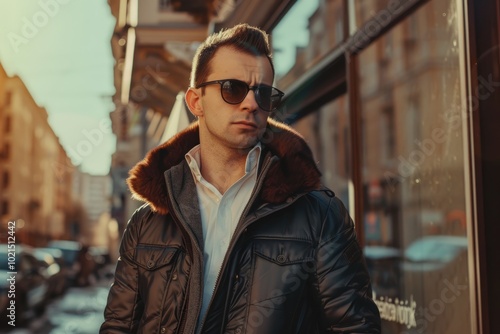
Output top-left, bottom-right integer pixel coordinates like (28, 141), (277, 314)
(271, 0), (495, 332)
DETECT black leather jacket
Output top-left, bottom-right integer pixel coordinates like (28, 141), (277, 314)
(100, 120), (381, 334)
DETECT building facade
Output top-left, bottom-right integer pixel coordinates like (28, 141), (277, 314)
(71, 169), (113, 246)
(108, 0), (500, 332)
(107, 0), (198, 234)
(0, 65), (75, 245)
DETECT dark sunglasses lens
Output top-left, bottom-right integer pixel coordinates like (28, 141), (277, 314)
(257, 86), (281, 111)
(221, 80), (248, 103)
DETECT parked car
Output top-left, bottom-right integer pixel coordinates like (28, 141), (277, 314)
(0, 245), (49, 325)
(45, 240), (81, 286)
(33, 248), (67, 297)
(89, 246), (111, 278)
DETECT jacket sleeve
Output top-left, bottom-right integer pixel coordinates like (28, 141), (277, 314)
(100, 208), (146, 333)
(312, 195), (381, 333)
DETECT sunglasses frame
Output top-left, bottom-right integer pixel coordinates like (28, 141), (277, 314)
(196, 79), (284, 112)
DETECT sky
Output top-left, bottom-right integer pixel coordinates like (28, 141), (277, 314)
(0, 0), (116, 175)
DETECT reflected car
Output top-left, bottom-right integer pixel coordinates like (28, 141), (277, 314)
(401, 235), (470, 333)
(402, 235), (468, 272)
(0, 245), (49, 325)
(364, 245), (401, 298)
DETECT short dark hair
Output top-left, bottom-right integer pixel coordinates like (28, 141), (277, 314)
(190, 23), (274, 87)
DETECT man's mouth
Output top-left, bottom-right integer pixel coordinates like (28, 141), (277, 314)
(233, 121), (258, 128)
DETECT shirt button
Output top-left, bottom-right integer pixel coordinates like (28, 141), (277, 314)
(161, 327), (166, 333)
(172, 273), (178, 280)
(235, 327), (242, 334)
(276, 254), (286, 263)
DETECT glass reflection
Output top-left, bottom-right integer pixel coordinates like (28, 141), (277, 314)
(358, 0), (471, 333)
(292, 96), (351, 210)
(351, 0), (409, 32)
(272, 0), (344, 88)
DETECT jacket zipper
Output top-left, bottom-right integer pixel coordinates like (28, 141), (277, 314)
(178, 153), (307, 333)
(166, 186), (204, 334)
(198, 154), (278, 333)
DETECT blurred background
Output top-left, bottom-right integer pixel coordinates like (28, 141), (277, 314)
(0, 0), (499, 333)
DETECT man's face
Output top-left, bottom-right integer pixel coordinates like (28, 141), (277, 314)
(188, 47), (273, 151)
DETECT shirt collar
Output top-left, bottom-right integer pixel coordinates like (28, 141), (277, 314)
(185, 143), (262, 183)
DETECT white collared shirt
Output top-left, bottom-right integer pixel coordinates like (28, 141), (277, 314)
(185, 143), (261, 325)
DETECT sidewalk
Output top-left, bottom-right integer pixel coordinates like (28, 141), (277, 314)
(1, 264), (115, 334)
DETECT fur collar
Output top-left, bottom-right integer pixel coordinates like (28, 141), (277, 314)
(127, 118), (322, 215)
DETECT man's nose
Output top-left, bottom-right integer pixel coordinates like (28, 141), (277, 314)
(240, 89), (259, 112)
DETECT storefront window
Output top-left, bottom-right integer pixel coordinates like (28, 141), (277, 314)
(350, 0), (412, 33)
(358, 0), (472, 333)
(292, 95), (352, 210)
(272, 0), (344, 88)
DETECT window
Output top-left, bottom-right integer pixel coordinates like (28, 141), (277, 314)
(292, 95), (352, 209)
(4, 115), (11, 133)
(5, 91), (12, 106)
(159, 0), (173, 11)
(352, 0), (409, 30)
(380, 106), (395, 161)
(272, 0), (344, 86)
(2, 171), (9, 189)
(1, 143), (9, 160)
(1, 200), (8, 216)
(358, 1), (472, 332)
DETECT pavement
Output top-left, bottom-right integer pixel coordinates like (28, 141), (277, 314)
(1, 265), (115, 334)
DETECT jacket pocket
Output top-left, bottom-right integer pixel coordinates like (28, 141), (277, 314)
(133, 245), (180, 270)
(242, 239), (315, 333)
(253, 239), (315, 266)
(133, 245), (182, 332)
(250, 239), (315, 306)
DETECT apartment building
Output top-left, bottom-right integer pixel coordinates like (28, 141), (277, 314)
(0, 64), (74, 245)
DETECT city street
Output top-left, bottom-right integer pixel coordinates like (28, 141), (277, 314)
(1, 268), (113, 334)
(0, 0), (498, 333)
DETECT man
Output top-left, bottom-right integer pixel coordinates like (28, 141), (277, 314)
(100, 23), (380, 333)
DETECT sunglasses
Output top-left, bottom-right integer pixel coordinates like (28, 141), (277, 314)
(196, 79), (284, 112)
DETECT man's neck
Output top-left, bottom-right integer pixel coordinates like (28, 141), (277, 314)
(198, 143), (254, 195)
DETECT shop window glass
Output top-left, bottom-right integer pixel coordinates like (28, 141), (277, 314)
(272, 0), (344, 88)
(292, 95), (352, 211)
(350, 0), (412, 32)
(358, 1), (472, 333)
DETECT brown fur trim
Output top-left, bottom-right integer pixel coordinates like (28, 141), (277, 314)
(260, 119), (322, 203)
(126, 119), (321, 213)
(127, 122), (200, 215)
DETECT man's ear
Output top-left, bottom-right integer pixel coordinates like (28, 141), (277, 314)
(185, 87), (203, 118)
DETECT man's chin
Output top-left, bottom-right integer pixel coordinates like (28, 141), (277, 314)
(231, 139), (259, 153)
